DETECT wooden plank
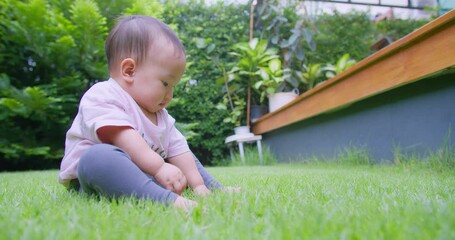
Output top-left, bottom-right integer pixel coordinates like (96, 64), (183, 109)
(253, 10), (455, 134)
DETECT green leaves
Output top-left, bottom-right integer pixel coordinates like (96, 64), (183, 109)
(162, 1), (250, 164)
(324, 53), (357, 79)
(70, 0), (107, 78)
(0, 85), (63, 121)
(249, 38), (259, 50)
(221, 37), (282, 122)
(0, 144), (51, 159)
(124, 0), (164, 17)
(297, 53), (356, 91)
(175, 122), (200, 141)
(0, 98), (26, 118)
(221, 97), (246, 126)
(229, 38), (280, 83)
(0, 0), (113, 168)
(298, 63), (322, 90)
(268, 58), (281, 73)
(255, 2), (313, 66)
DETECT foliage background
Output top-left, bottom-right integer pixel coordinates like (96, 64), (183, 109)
(0, 0), (429, 170)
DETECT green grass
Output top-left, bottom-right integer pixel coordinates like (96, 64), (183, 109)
(1, 163), (455, 239)
(228, 145), (277, 166)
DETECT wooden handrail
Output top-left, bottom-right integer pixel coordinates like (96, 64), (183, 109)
(253, 10), (455, 134)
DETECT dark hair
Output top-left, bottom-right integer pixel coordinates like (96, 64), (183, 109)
(105, 15), (185, 71)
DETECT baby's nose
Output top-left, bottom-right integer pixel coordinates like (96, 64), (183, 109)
(165, 90), (173, 100)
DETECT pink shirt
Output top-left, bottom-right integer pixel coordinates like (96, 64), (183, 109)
(59, 78), (190, 186)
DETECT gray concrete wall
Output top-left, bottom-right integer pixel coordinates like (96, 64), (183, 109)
(263, 72), (455, 162)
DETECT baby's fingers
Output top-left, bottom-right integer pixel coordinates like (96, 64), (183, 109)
(173, 176), (187, 195)
(194, 185), (211, 196)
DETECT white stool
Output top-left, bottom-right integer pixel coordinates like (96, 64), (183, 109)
(225, 134), (263, 164)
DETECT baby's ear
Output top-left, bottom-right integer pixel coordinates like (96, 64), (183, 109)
(120, 58), (136, 83)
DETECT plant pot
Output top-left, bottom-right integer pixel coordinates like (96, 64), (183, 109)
(251, 105), (268, 123)
(268, 88), (299, 112)
(234, 126), (250, 135)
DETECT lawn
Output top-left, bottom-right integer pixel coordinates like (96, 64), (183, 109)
(1, 163), (454, 239)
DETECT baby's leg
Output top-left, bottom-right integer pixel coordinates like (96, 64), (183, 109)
(77, 144), (178, 205)
(193, 154), (224, 190)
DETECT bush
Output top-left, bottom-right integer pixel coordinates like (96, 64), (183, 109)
(162, 1), (250, 165)
(374, 18), (428, 41)
(0, 0), (108, 170)
(305, 10), (429, 66)
(305, 10), (375, 65)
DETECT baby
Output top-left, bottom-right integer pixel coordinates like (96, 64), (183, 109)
(59, 15), (228, 210)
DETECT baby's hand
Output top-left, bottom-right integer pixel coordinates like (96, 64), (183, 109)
(154, 163), (187, 195)
(174, 196), (198, 212)
(193, 185), (211, 196)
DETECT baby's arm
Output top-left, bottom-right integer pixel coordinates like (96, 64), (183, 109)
(167, 151), (210, 196)
(97, 126), (187, 194)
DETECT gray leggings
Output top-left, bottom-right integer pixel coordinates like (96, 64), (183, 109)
(76, 144), (223, 205)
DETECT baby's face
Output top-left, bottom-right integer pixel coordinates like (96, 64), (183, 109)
(129, 44), (186, 116)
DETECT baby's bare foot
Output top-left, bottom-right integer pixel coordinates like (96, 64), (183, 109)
(174, 196), (198, 212)
(223, 186), (241, 193)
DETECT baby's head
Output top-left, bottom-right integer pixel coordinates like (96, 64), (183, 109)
(105, 16), (186, 115)
(105, 15), (186, 76)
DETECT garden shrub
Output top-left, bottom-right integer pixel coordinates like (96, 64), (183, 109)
(374, 18), (429, 42)
(0, 0), (108, 170)
(305, 10), (376, 65)
(163, 1), (250, 165)
(305, 10), (429, 65)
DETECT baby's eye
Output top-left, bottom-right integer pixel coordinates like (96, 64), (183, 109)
(162, 81), (169, 87)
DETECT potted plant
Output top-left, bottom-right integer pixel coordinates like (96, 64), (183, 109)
(217, 65), (248, 133)
(296, 63), (323, 91)
(253, 58), (285, 103)
(217, 88), (248, 135)
(252, 57), (299, 112)
(293, 54), (356, 94)
(323, 53), (357, 79)
(218, 38), (281, 130)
